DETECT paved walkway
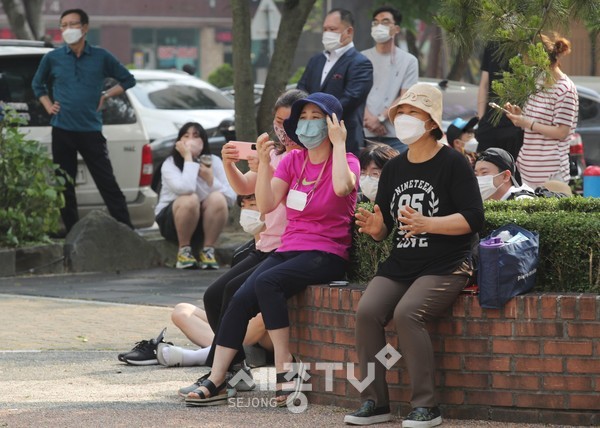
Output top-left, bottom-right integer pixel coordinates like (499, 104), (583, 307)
(0, 275), (586, 427)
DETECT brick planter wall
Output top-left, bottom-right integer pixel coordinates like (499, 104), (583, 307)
(287, 285), (600, 426)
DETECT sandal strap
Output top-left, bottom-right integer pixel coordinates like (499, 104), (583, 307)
(276, 388), (295, 398)
(194, 378), (223, 398)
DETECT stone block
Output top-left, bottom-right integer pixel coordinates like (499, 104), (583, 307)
(0, 248), (16, 277)
(64, 210), (163, 273)
(15, 243), (64, 275)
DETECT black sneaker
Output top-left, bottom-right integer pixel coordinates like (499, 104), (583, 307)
(117, 327), (169, 366)
(401, 407), (442, 428)
(344, 400), (391, 425)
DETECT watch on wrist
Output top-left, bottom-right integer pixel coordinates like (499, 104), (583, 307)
(377, 114), (386, 123)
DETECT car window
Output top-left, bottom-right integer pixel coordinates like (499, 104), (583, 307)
(0, 55), (51, 126)
(102, 78), (137, 125)
(578, 94), (600, 125)
(130, 80), (234, 110)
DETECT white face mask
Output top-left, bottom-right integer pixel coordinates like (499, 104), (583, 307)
(371, 24), (392, 44)
(239, 209), (264, 235)
(464, 137), (479, 154)
(359, 175), (379, 202)
(62, 28), (83, 45)
(322, 31), (343, 51)
(477, 173), (502, 200)
(394, 115), (431, 145)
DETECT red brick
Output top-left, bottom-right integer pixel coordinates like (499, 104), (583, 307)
(465, 390), (512, 406)
(514, 357), (563, 373)
(502, 298), (518, 319)
(436, 354), (460, 370)
(330, 287), (340, 310)
(388, 386), (411, 402)
(543, 340), (593, 356)
(341, 289), (353, 311)
(543, 375), (592, 392)
(514, 321), (563, 337)
(312, 286), (323, 308)
(321, 287), (331, 309)
(298, 342), (321, 359)
(384, 333), (398, 349)
(578, 296), (597, 320)
(438, 389), (465, 405)
(492, 374), (540, 390)
(451, 297), (466, 317)
(466, 320), (512, 336)
(515, 393), (566, 409)
(428, 319), (463, 335)
(310, 327), (334, 344)
(570, 394), (600, 410)
(319, 346), (346, 362)
(567, 322), (598, 338)
(444, 337), (488, 353)
(444, 373), (489, 388)
(567, 358), (600, 374)
(346, 348), (358, 364)
(464, 356), (511, 372)
(541, 294), (558, 319)
(334, 330), (355, 346)
(520, 295), (539, 319)
(297, 326), (311, 341)
(560, 296), (577, 319)
(492, 339), (540, 355)
(351, 289), (363, 311)
(483, 307), (502, 318)
(470, 298), (483, 318)
(385, 369), (400, 384)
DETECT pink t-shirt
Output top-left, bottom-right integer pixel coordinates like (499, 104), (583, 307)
(256, 150), (288, 252)
(273, 149), (359, 260)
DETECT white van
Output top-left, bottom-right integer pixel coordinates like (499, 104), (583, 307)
(0, 40), (157, 228)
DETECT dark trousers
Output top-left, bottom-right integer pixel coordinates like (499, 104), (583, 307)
(52, 127), (133, 232)
(203, 249), (270, 367)
(215, 251), (346, 356)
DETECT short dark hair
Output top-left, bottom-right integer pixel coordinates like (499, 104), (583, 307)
(359, 142), (399, 171)
(236, 193), (256, 207)
(328, 8), (354, 27)
(60, 9), (89, 25)
(372, 5), (402, 26)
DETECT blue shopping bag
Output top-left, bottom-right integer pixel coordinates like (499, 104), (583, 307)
(477, 224), (540, 309)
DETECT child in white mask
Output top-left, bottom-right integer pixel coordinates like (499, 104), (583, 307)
(358, 142), (400, 202)
(446, 117), (480, 167)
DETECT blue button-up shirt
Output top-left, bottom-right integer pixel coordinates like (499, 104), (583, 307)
(32, 42), (136, 132)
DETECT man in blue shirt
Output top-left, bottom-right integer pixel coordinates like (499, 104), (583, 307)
(32, 8), (136, 232)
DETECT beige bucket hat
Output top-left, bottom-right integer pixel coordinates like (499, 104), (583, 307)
(388, 83), (443, 131)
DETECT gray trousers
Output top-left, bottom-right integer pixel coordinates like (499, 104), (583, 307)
(355, 273), (468, 408)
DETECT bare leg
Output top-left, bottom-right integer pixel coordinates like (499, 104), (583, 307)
(244, 314), (273, 351)
(267, 326), (295, 403)
(173, 194), (201, 247)
(186, 345), (237, 398)
(201, 192), (228, 248)
(171, 303), (214, 347)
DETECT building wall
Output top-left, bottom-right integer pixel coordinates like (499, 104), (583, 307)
(288, 286), (600, 426)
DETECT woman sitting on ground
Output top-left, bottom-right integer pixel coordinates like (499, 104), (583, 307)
(154, 122), (235, 270)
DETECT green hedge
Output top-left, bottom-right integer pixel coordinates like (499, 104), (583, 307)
(349, 198), (600, 293)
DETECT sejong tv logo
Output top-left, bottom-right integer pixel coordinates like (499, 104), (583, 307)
(228, 344), (402, 413)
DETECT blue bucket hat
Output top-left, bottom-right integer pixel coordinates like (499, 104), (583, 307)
(283, 92), (343, 148)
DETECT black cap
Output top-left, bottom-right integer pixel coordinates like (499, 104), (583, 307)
(446, 116), (479, 147)
(476, 148), (519, 186)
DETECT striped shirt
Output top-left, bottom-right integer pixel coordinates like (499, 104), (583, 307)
(516, 76), (578, 187)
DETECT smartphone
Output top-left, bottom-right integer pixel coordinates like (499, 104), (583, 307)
(488, 102), (511, 114)
(229, 141), (257, 160)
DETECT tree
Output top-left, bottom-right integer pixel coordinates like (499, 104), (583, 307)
(1, 0), (45, 40)
(256, 0), (317, 133)
(437, 0), (600, 106)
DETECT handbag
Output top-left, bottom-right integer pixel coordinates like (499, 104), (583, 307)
(477, 224), (540, 309)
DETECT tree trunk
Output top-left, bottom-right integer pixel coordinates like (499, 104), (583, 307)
(426, 25), (443, 78)
(24, 0), (45, 40)
(590, 29), (598, 76)
(230, 0), (257, 143)
(1, 0), (35, 40)
(256, 0), (317, 133)
(446, 44), (471, 81)
(405, 30), (422, 76)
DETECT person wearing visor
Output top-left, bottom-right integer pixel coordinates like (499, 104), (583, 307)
(446, 116), (479, 167)
(182, 92), (359, 408)
(474, 148), (535, 201)
(349, 83), (484, 427)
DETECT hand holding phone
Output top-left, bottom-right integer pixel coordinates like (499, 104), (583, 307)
(229, 141), (257, 160)
(488, 102), (511, 115)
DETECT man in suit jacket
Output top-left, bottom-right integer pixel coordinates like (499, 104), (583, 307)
(297, 8), (373, 155)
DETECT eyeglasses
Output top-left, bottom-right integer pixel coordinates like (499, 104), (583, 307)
(60, 21), (82, 30)
(371, 19), (395, 27)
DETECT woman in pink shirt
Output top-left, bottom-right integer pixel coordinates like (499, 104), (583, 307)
(183, 92), (359, 408)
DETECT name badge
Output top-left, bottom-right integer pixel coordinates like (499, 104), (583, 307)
(286, 189), (308, 211)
